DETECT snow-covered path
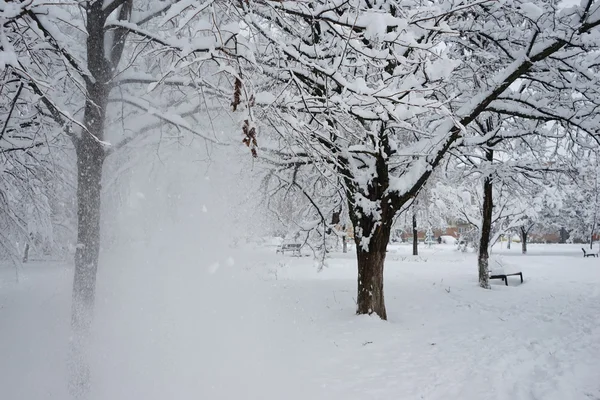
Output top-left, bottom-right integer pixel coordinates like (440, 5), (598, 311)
(1, 244), (599, 399)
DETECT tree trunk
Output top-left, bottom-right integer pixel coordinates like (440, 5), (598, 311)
(22, 243), (30, 263)
(478, 149), (493, 289)
(72, 143), (104, 333)
(354, 218), (391, 320)
(412, 213), (418, 256)
(521, 227), (528, 254)
(507, 234), (511, 249)
(342, 232), (347, 253)
(69, 138), (105, 397)
(559, 227), (569, 243)
(68, 4), (113, 396)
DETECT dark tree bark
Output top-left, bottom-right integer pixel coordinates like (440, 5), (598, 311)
(520, 226), (528, 254)
(72, 139), (105, 322)
(22, 243), (29, 263)
(478, 149), (493, 289)
(559, 227), (569, 243)
(71, 91), (108, 328)
(412, 213), (418, 256)
(69, 139), (104, 397)
(353, 214), (392, 320)
(346, 126), (395, 320)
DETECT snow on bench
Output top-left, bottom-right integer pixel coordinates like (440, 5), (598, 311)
(581, 248), (598, 258)
(276, 243), (302, 256)
(488, 256), (523, 286)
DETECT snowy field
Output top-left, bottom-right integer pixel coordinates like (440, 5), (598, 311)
(1, 243), (599, 400)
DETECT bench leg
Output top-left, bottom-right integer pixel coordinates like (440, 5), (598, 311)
(504, 276), (508, 286)
(519, 272), (523, 283)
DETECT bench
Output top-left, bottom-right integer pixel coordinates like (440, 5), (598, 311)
(582, 248), (598, 258)
(489, 259), (523, 286)
(276, 243), (301, 256)
(489, 271), (524, 286)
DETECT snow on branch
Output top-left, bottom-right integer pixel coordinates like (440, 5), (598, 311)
(23, 6), (92, 85)
(113, 94), (221, 146)
(104, 20), (236, 53)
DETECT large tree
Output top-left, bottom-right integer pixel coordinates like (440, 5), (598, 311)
(0, 0), (248, 395)
(245, 0), (600, 318)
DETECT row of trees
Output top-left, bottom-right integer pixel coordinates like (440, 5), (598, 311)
(2, 1), (600, 395)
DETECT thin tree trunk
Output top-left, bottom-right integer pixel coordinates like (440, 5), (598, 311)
(521, 227), (528, 254)
(354, 218), (391, 320)
(342, 232), (347, 253)
(478, 149), (493, 289)
(412, 213), (418, 256)
(507, 234), (511, 249)
(22, 243), (29, 263)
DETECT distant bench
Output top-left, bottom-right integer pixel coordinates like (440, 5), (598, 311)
(582, 248), (598, 258)
(276, 243), (301, 256)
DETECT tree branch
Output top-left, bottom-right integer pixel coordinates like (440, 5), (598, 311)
(0, 83), (24, 142)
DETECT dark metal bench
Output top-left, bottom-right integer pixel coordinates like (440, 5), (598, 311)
(489, 272), (523, 286)
(582, 248), (598, 258)
(276, 243), (301, 256)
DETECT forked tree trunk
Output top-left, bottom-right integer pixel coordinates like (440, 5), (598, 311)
(354, 217), (392, 320)
(478, 149), (493, 289)
(412, 213), (418, 256)
(520, 227), (528, 254)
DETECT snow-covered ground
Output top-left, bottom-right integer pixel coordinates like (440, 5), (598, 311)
(1, 243), (599, 400)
